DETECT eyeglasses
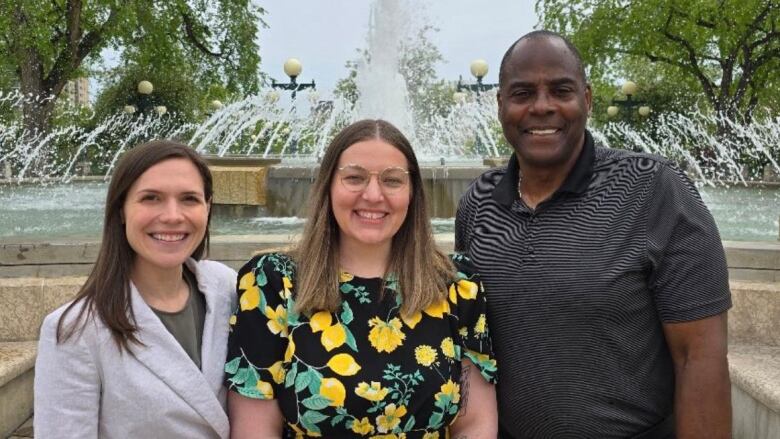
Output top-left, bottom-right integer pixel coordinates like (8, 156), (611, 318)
(336, 164), (410, 194)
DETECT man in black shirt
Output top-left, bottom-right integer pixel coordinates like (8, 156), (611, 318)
(455, 30), (732, 438)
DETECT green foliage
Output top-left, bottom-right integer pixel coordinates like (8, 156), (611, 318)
(537, 0), (780, 119)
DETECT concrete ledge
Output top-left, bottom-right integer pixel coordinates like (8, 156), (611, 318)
(0, 277), (82, 341)
(0, 342), (36, 439)
(730, 345), (780, 438)
(730, 282), (780, 347)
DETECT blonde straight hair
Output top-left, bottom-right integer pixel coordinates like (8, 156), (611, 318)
(291, 119), (454, 317)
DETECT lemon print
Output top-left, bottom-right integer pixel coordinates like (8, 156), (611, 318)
(454, 279), (479, 300)
(268, 360), (286, 384)
(239, 286), (260, 311)
(310, 311), (332, 333)
(319, 377), (346, 407)
(284, 338), (295, 362)
(321, 322), (347, 351)
(423, 298), (450, 318)
(238, 271), (256, 290)
(327, 353), (362, 376)
(400, 311), (422, 329)
(423, 432), (440, 439)
(256, 380), (274, 399)
(350, 417), (374, 435)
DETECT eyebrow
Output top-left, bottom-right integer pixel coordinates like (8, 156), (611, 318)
(506, 77), (580, 88)
(134, 189), (204, 196)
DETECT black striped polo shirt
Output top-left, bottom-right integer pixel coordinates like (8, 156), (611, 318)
(455, 130), (732, 439)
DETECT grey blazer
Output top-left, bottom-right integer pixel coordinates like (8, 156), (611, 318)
(34, 259), (237, 439)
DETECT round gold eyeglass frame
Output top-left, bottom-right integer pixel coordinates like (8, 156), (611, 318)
(336, 164), (410, 194)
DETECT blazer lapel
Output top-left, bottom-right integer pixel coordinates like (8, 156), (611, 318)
(129, 282), (230, 437)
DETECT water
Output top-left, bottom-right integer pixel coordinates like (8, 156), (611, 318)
(1, 181), (777, 242)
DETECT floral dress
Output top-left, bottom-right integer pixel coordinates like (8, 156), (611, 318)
(225, 252), (497, 438)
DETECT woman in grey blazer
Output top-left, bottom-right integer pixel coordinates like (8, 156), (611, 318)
(34, 141), (237, 439)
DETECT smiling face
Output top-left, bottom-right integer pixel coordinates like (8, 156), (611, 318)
(330, 138), (411, 255)
(122, 158), (210, 274)
(497, 36), (592, 168)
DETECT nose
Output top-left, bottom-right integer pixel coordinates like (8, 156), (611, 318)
(159, 199), (184, 222)
(529, 90), (554, 114)
(361, 175), (385, 202)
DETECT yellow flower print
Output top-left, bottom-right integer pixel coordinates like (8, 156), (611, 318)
(319, 377), (346, 407)
(268, 361), (286, 384)
(375, 403), (407, 433)
(239, 285), (260, 311)
(423, 298), (450, 318)
(435, 380), (461, 404)
(474, 313), (487, 334)
(441, 337), (455, 358)
(310, 311), (333, 333)
(423, 433), (440, 439)
(368, 317), (406, 353)
(327, 353), (362, 376)
(355, 381), (389, 402)
(468, 351), (497, 369)
(284, 337), (295, 362)
(321, 323), (347, 351)
(400, 311), (422, 329)
(281, 276), (293, 299)
(229, 314), (237, 326)
(264, 305), (288, 336)
(451, 279), (479, 300)
(371, 435), (406, 439)
(351, 417), (374, 435)
(339, 271), (354, 283)
(414, 345), (437, 367)
(256, 380), (274, 399)
(458, 326), (468, 337)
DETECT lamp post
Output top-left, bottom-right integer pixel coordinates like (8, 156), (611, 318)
(136, 80), (154, 114)
(456, 59), (498, 95)
(607, 81), (651, 119)
(271, 58), (316, 100)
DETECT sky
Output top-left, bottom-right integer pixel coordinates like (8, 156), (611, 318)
(257, 0), (539, 97)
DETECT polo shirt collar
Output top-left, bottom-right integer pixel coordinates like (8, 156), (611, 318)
(492, 129), (596, 207)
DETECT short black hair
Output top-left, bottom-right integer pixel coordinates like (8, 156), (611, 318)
(498, 30), (587, 86)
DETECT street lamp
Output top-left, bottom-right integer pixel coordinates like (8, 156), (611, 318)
(123, 105), (136, 114)
(131, 80), (154, 114)
(154, 105), (167, 116)
(271, 58), (316, 100)
(608, 81), (651, 119)
(457, 59), (498, 95)
(210, 100), (224, 111)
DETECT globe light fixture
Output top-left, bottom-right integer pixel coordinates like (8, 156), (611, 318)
(137, 80), (154, 95)
(457, 59), (498, 95)
(607, 106), (619, 117)
(621, 81), (638, 97)
(470, 59), (489, 80)
(610, 81), (650, 120)
(638, 106), (651, 117)
(272, 58), (316, 100)
(154, 105), (167, 116)
(283, 58), (303, 79)
(210, 100), (224, 111)
(123, 105), (136, 114)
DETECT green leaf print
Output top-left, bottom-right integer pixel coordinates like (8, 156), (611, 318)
(340, 283), (354, 294)
(403, 416), (416, 432)
(340, 302), (354, 325)
(343, 325), (358, 352)
(230, 367), (252, 385)
(225, 357), (240, 375)
(428, 412), (444, 429)
(285, 362), (298, 388)
(331, 414), (346, 427)
(302, 394), (332, 410)
(255, 266), (268, 287)
(295, 370), (313, 393)
(307, 369), (323, 394)
(300, 410), (328, 433)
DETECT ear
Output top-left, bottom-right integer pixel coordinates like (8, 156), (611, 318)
(584, 83), (593, 115)
(496, 89), (503, 114)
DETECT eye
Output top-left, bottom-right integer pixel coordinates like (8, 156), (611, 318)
(381, 174), (407, 188)
(554, 87), (574, 96)
(343, 174), (368, 185)
(140, 194), (159, 202)
(182, 195), (203, 204)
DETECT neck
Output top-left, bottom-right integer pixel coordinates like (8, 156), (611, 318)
(131, 259), (188, 311)
(338, 239), (391, 278)
(517, 140), (583, 210)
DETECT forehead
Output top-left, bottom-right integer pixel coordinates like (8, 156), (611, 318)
(337, 139), (409, 169)
(130, 158), (204, 192)
(503, 37), (583, 86)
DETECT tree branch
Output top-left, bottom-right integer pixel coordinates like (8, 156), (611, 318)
(181, 11), (223, 58)
(660, 12), (719, 107)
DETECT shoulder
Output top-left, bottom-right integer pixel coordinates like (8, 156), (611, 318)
(462, 167), (507, 201)
(39, 298), (99, 346)
(189, 259), (238, 300)
(593, 146), (670, 177)
(449, 253), (478, 277)
(239, 252), (295, 276)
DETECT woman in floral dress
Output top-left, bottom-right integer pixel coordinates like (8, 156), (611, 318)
(225, 119), (498, 438)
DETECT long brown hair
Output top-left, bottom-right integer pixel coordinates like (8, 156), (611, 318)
(57, 140), (213, 352)
(292, 119), (454, 317)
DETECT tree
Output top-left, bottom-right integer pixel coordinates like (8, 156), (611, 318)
(0, 0), (264, 136)
(537, 0), (780, 125)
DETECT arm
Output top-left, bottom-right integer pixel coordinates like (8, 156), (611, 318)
(449, 358), (498, 439)
(662, 312), (731, 439)
(34, 312), (100, 439)
(228, 390), (284, 438)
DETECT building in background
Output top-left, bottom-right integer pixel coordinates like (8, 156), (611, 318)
(64, 77), (89, 107)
